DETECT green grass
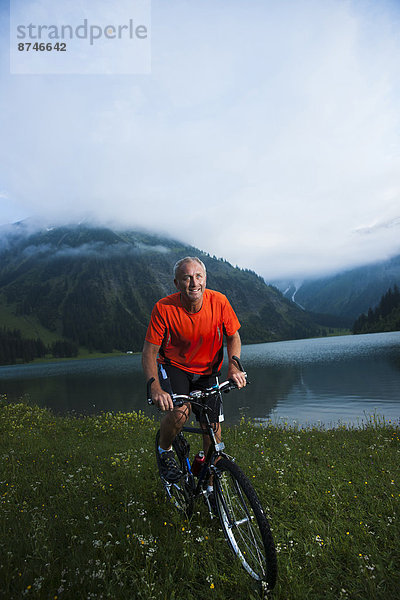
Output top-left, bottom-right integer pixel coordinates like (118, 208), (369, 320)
(0, 295), (140, 363)
(0, 399), (399, 600)
(0, 300), (61, 346)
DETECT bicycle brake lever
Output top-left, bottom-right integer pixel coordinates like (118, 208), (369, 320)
(225, 379), (239, 392)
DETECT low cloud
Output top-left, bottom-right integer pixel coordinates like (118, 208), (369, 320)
(18, 240), (171, 260)
(354, 217), (400, 235)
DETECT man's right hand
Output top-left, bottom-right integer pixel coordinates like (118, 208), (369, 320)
(142, 341), (175, 411)
(152, 386), (174, 411)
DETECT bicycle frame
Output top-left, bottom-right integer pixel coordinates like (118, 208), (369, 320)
(180, 398), (228, 501)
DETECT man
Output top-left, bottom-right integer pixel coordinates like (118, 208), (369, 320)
(142, 256), (246, 483)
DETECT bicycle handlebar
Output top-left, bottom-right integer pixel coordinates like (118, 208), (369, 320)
(146, 355), (248, 407)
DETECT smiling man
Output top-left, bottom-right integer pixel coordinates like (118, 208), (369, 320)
(142, 256), (246, 483)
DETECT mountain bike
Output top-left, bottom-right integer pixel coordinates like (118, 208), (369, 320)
(147, 358), (277, 590)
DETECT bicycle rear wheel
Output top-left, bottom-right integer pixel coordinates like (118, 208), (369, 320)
(155, 430), (194, 517)
(214, 457), (277, 589)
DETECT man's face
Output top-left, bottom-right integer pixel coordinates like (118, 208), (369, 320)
(174, 261), (206, 305)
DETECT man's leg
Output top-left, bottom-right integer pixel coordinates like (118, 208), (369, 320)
(157, 365), (191, 483)
(159, 403), (190, 450)
(158, 405), (191, 483)
(202, 422), (221, 456)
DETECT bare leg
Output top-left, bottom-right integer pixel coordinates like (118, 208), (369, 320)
(159, 403), (190, 450)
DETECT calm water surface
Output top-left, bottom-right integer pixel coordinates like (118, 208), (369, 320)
(0, 332), (399, 427)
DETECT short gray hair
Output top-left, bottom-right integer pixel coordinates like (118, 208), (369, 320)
(173, 256), (206, 278)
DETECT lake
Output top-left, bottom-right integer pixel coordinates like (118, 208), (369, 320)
(0, 332), (399, 427)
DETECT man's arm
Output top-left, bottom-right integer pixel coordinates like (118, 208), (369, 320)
(226, 331), (247, 389)
(142, 340), (174, 411)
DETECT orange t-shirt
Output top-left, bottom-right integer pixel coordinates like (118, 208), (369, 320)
(145, 289), (241, 375)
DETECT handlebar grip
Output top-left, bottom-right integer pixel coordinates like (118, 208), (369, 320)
(232, 355), (250, 384)
(232, 355), (244, 372)
(147, 377), (155, 405)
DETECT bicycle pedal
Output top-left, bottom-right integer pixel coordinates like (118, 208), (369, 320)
(162, 478), (179, 490)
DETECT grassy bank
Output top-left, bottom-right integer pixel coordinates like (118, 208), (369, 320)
(0, 399), (399, 600)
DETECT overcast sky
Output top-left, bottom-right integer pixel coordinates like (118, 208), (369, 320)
(1, 0), (400, 281)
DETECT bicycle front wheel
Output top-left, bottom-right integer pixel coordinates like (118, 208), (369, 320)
(155, 430), (194, 517)
(214, 457), (277, 589)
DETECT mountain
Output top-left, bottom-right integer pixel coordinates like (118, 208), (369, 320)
(272, 254), (400, 323)
(0, 222), (321, 356)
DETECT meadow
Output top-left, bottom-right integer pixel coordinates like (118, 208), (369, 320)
(0, 397), (399, 600)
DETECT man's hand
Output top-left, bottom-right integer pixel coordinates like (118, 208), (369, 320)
(151, 384), (174, 411)
(227, 364), (247, 389)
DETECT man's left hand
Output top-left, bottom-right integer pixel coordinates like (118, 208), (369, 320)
(228, 368), (247, 389)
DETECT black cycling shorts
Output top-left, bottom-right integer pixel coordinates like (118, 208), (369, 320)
(158, 363), (224, 424)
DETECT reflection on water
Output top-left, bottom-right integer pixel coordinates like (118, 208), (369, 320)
(1, 332), (399, 426)
(0, 355), (147, 416)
